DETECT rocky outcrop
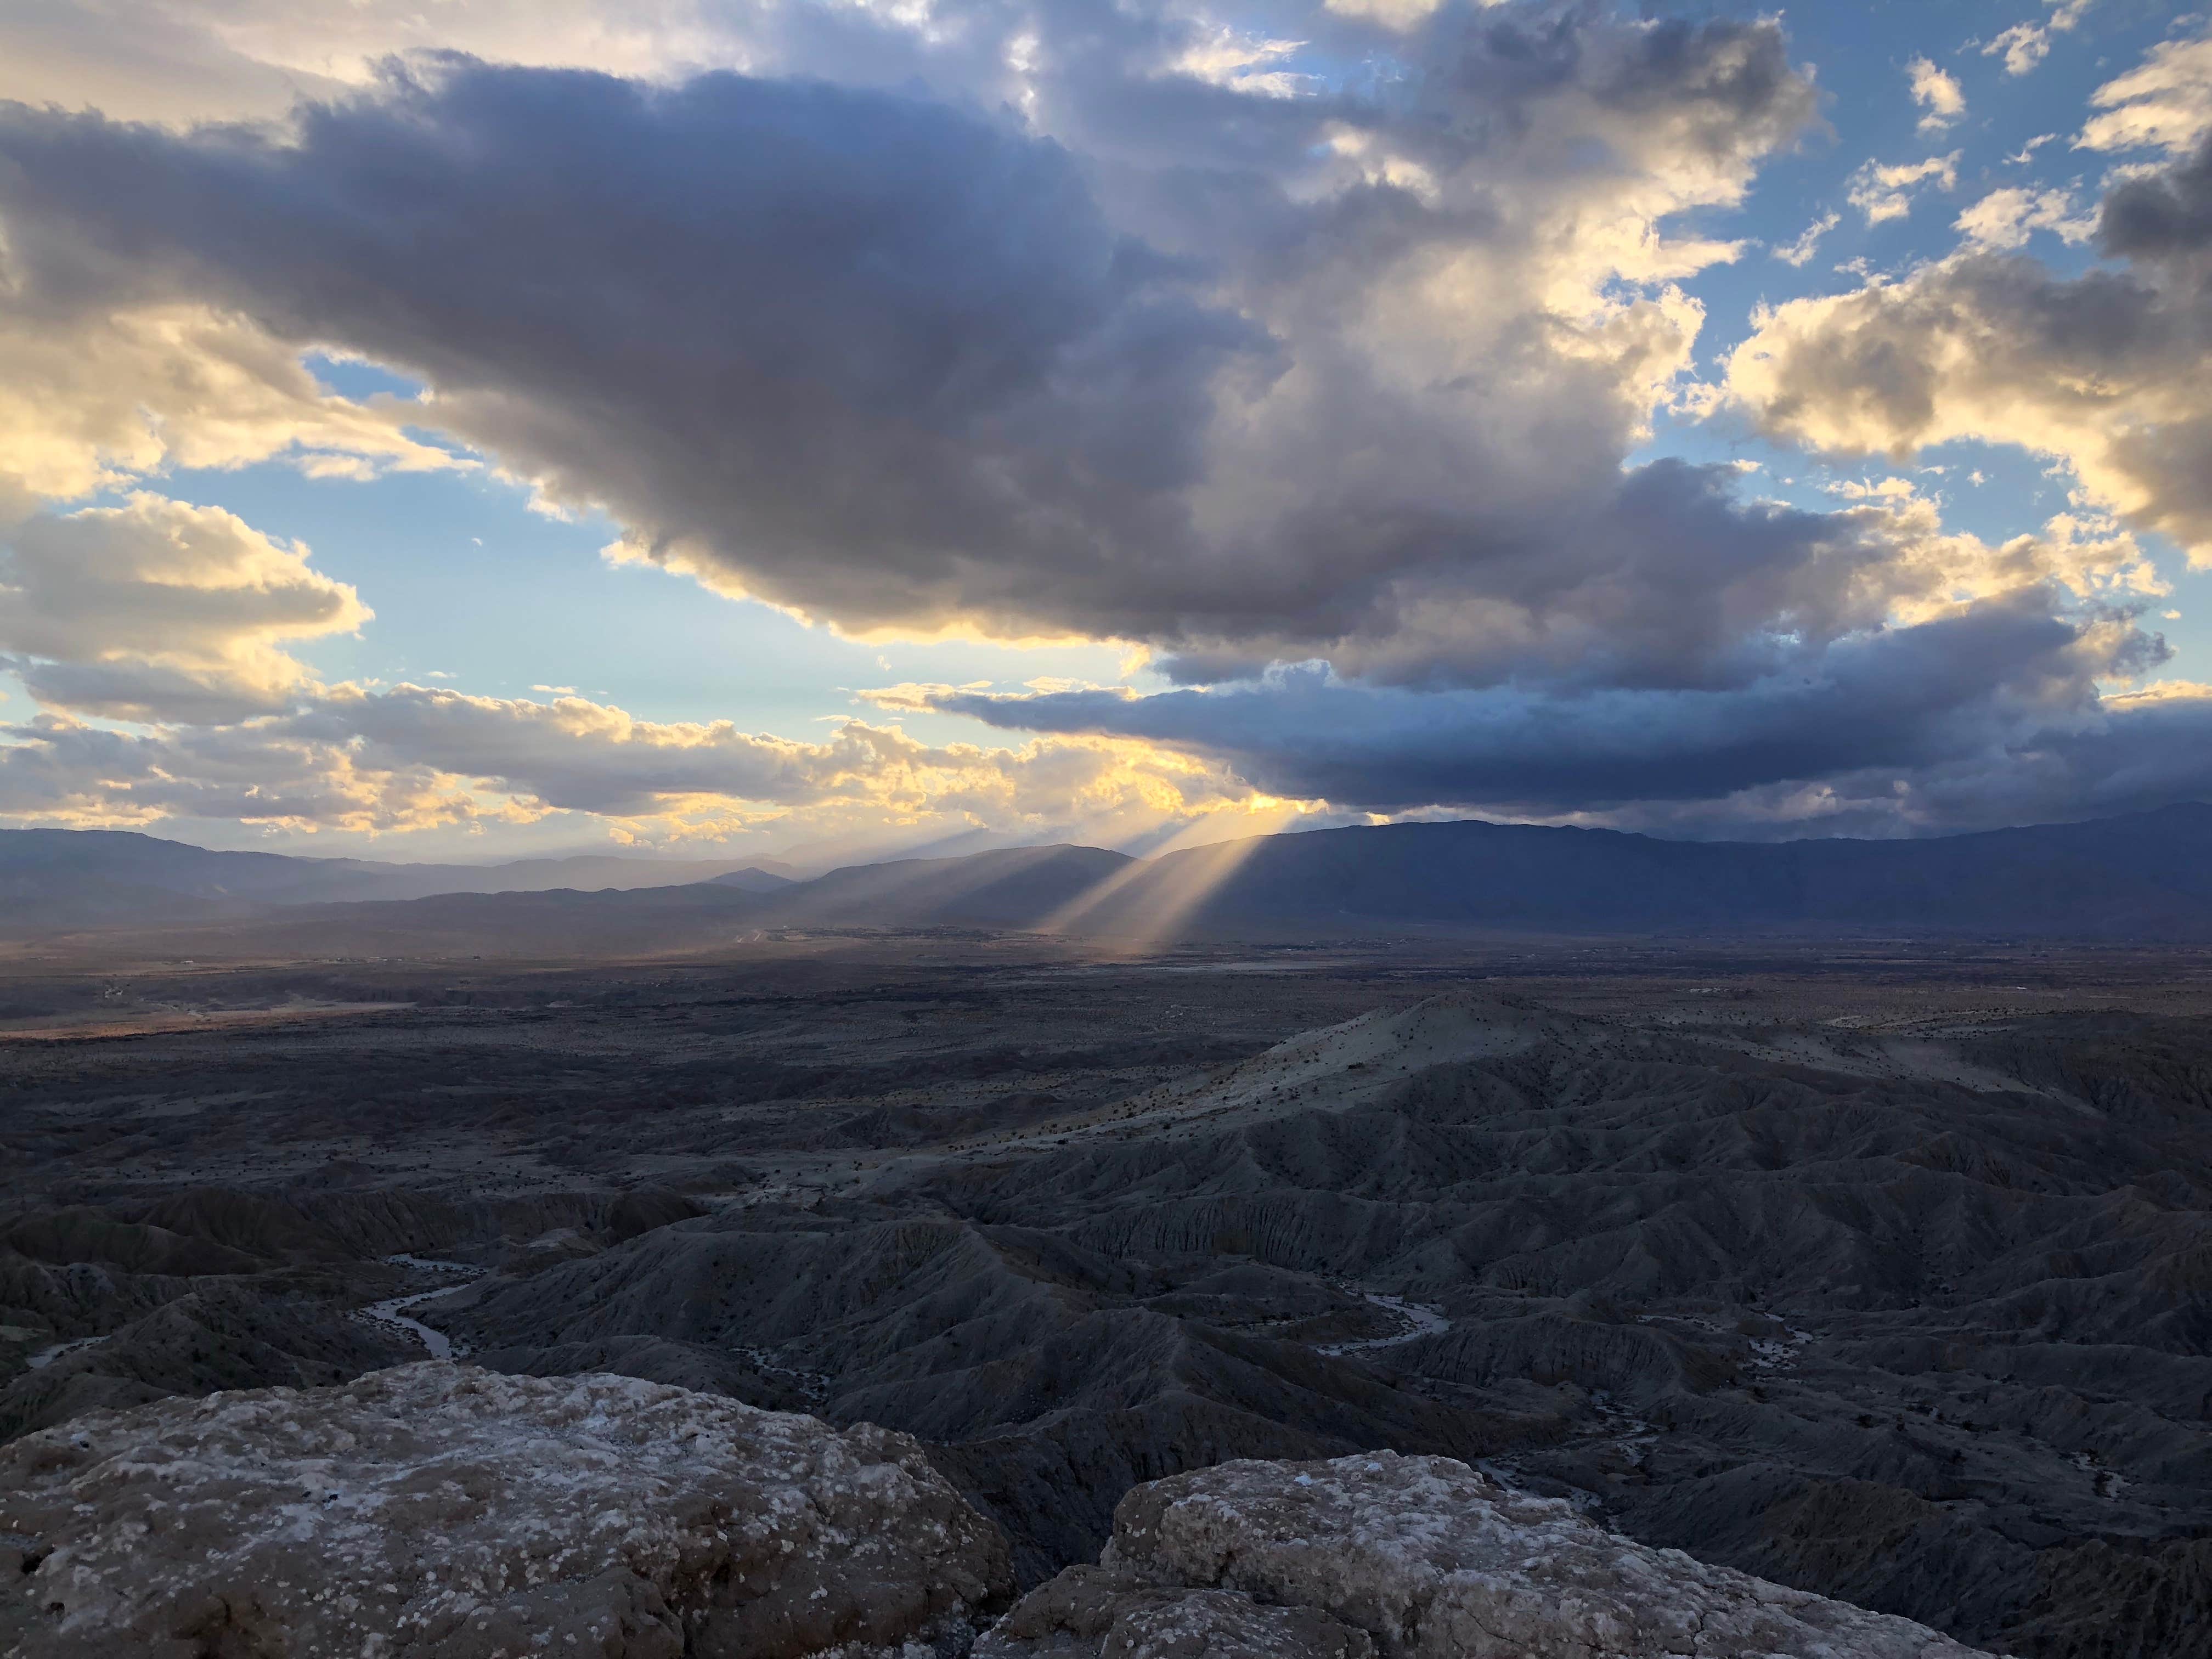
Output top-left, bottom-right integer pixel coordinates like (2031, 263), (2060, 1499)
(977, 1451), (2000, 1659)
(0, 1364), (1013, 1658)
(0, 1361), (2022, 1658)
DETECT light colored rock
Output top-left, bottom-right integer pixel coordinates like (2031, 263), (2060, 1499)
(0, 1362), (1012, 1658)
(977, 1564), (1375, 1658)
(981, 1452), (2001, 1659)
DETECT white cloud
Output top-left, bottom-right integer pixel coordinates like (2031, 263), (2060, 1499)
(1772, 211), (1840, 267)
(0, 304), (462, 521)
(1171, 27), (1310, 98)
(1953, 185), (2097, 249)
(0, 0), (757, 126)
(1725, 121), (2212, 567)
(0, 494), (368, 723)
(1908, 57), (1966, 133)
(1983, 2), (2093, 77)
(2080, 32), (2212, 154)
(1731, 256), (2212, 554)
(1320, 0), (1452, 29)
(1847, 153), (1961, 224)
(0, 710), (484, 835)
(1987, 24), (2053, 77)
(0, 681), (1313, 850)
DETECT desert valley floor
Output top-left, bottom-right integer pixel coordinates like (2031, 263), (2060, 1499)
(5, 935), (2212, 1658)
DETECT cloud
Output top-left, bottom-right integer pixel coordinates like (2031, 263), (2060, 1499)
(1773, 211), (1840, 267)
(0, 493), (368, 722)
(1847, 153), (1961, 225)
(0, 302), (461, 521)
(301, 685), (872, 817)
(0, 60), (1262, 643)
(1986, 27), (2053, 78)
(1953, 185), (2096, 249)
(1725, 122), (2212, 564)
(0, 681), (1310, 851)
(4, 4), (2204, 848)
(326, 683), (1301, 841)
(0, 710), (484, 834)
(908, 586), (2176, 826)
(1171, 27), (1312, 99)
(0, 0), (766, 125)
(1907, 57), (1965, 134)
(1983, 1), (2094, 78)
(0, 13), (1821, 685)
(873, 486), (2188, 833)
(2101, 134), (2212, 259)
(2079, 31), (2212, 155)
(1319, 0), (1451, 30)
(0, 0), (341, 125)
(38, 633), (2211, 844)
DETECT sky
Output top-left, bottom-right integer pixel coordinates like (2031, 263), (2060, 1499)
(1, 0), (2209, 868)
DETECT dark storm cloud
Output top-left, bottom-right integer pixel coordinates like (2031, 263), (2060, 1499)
(2101, 135), (2212, 261)
(0, 10), (1841, 679)
(921, 592), (2172, 821)
(0, 58), (1268, 639)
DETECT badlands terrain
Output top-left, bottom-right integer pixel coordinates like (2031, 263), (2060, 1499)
(3, 935), (2211, 1656)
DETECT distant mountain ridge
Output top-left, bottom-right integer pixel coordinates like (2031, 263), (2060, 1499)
(0, 827), (791, 929)
(1122, 803), (2212, 940)
(6, 805), (2212, 950)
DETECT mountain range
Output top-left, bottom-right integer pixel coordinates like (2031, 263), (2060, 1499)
(6, 804), (2212, 952)
(0, 828), (793, 929)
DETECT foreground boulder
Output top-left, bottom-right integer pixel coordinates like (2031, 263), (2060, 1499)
(978, 1451), (2000, 1659)
(0, 1363), (1012, 1657)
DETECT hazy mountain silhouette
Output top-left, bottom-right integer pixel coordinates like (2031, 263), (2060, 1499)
(1104, 803), (2212, 940)
(0, 827), (791, 929)
(8, 805), (2212, 949)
